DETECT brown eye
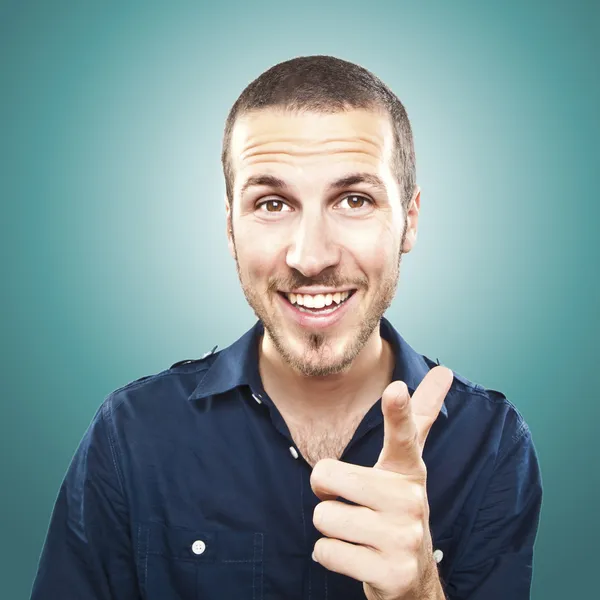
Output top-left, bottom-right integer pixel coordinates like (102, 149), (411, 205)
(259, 199), (289, 212)
(339, 195), (371, 209)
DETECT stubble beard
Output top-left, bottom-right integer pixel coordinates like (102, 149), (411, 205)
(231, 228), (406, 378)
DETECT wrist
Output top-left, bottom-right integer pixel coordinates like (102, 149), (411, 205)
(422, 560), (446, 600)
(403, 554), (445, 600)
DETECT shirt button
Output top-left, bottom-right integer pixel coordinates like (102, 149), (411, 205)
(191, 540), (206, 555)
(433, 549), (444, 564)
(251, 393), (262, 404)
(289, 446), (299, 459)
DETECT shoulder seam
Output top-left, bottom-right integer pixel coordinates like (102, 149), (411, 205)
(450, 382), (525, 415)
(109, 361), (214, 399)
(497, 415), (530, 464)
(100, 400), (126, 497)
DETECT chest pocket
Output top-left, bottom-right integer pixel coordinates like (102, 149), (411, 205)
(137, 522), (264, 600)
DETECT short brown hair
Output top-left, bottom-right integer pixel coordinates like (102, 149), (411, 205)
(221, 55), (416, 209)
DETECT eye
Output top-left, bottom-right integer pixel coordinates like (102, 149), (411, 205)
(337, 194), (373, 210)
(257, 199), (291, 213)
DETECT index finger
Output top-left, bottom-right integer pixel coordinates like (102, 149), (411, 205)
(411, 366), (454, 448)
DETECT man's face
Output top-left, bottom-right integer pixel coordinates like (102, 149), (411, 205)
(226, 108), (418, 377)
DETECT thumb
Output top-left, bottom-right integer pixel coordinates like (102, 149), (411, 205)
(375, 380), (421, 474)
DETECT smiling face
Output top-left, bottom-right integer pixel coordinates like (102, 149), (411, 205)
(226, 108), (419, 377)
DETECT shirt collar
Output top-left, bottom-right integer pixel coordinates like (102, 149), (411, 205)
(189, 316), (448, 418)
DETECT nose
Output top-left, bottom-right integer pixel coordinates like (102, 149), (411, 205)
(285, 211), (341, 278)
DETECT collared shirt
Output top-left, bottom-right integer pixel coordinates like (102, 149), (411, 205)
(31, 317), (542, 600)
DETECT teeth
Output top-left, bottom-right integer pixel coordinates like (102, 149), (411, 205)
(285, 290), (352, 306)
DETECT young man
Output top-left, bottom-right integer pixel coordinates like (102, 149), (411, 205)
(31, 56), (542, 600)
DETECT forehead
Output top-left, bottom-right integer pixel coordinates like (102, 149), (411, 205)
(229, 108), (395, 183)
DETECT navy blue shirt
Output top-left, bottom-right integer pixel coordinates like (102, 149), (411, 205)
(31, 317), (542, 599)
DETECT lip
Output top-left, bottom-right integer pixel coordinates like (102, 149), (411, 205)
(280, 287), (356, 295)
(277, 290), (358, 330)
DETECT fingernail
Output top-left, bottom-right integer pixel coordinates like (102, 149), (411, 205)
(312, 551), (318, 562)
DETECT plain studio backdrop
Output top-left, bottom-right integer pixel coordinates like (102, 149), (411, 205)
(1, 1), (598, 598)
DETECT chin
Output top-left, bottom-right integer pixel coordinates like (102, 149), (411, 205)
(286, 341), (355, 378)
(261, 306), (371, 376)
(289, 358), (347, 378)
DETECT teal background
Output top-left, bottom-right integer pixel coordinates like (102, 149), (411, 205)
(1, 0), (598, 598)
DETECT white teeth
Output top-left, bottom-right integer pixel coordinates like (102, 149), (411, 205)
(285, 290), (353, 306)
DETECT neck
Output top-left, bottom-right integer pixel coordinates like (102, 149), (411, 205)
(258, 326), (395, 424)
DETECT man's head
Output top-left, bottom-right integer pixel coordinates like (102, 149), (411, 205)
(221, 55), (420, 377)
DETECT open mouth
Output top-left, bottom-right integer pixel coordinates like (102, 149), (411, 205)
(278, 289), (357, 315)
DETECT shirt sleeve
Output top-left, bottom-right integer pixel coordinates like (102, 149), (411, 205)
(30, 400), (141, 599)
(445, 418), (543, 599)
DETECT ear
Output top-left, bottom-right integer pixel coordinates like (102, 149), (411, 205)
(225, 195), (235, 259)
(401, 186), (421, 254)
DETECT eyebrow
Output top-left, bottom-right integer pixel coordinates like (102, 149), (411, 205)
(241, 175), (288, 197)
(240, 172), (387, 197)
(330, 173), (386, 193)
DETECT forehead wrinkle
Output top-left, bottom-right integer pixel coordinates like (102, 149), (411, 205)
(242, 133), (384, 147)
(238, 135), (384, 162)
(241, 150), (383, 169)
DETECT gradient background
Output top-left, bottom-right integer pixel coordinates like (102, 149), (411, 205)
(1, 1), (598, 598)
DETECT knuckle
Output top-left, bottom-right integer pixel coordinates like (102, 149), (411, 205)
(407, 522), (425, 552)
(384, 552), (422, 588)
(410, 503), (426, 522)
(389, 522), (424, 554)
(314, 537), (331, 563)
(397, 430), (419, 450)
(387, 555), (419, 585)
(390, 526), (407, 550)
(312, 502), (328, 528)
(383, 560), (405, 586)
(310, 461), (324, 482)
(310, 460), (330, 486)
(404, 555), (420, 582)
(408, 484), (427, 518)
(315, 458), (337, 480)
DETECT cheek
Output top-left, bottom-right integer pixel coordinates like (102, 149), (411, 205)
(355, 245), (396, 282)
(342, 221), (399, 274)
(234, 232), (280, 280)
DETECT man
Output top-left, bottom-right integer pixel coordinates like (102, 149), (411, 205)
(31, 56), (542, 599)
